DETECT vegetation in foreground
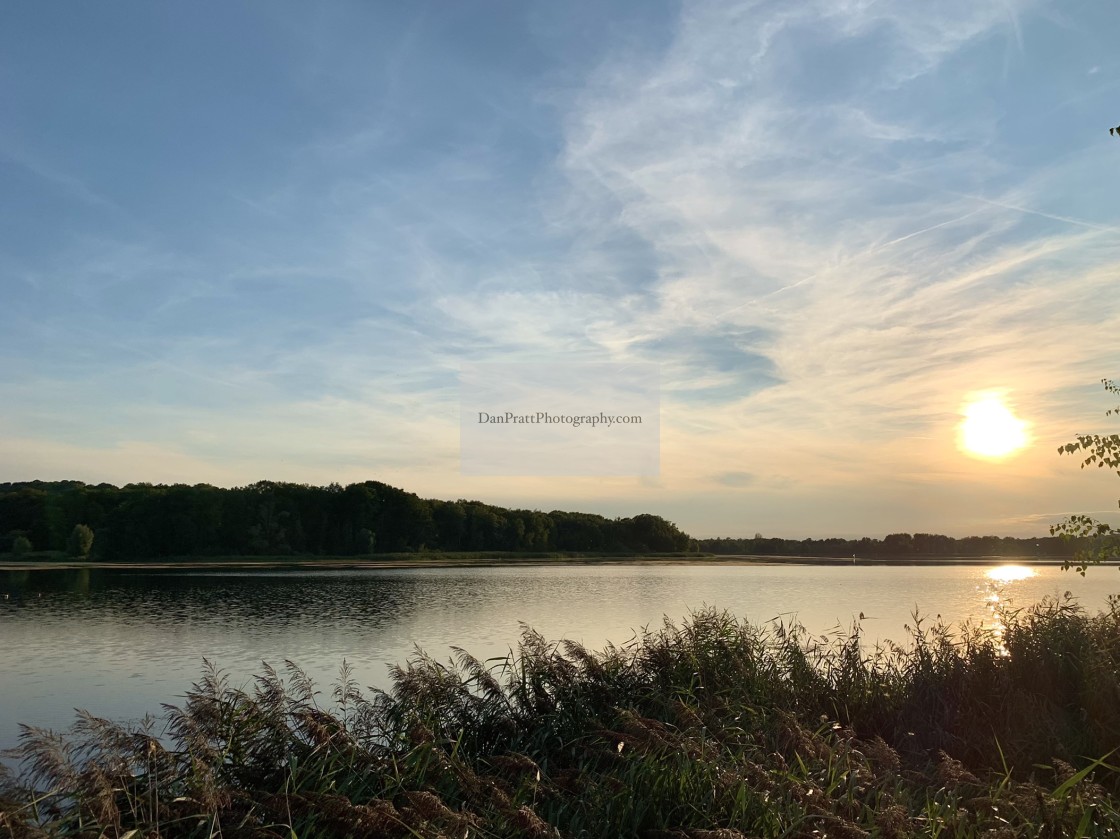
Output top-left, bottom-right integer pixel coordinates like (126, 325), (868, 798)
(4, 599), (1120, 838)
(1051, 377), (1120, 574)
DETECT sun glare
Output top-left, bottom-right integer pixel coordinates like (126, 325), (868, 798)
(985, 565), (1036, 583)
(958, 394), (1028, 459)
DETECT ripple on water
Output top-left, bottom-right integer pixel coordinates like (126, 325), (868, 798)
(0, 563), (1116, 752)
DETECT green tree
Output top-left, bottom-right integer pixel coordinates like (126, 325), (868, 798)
(67, 523), (95, 557)
(617, 514), (690, 552)
(356, 527), (376, 555)
(882, 532), (915, 555)
(1051, 378), (1120, 574)
(12, 535), (32, 556)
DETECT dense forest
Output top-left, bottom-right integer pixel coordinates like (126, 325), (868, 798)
(0, 480), (1084, 561)
(0, 480), (692, 559)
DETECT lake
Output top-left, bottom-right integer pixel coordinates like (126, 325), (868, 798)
(1, 561), (1116, 754)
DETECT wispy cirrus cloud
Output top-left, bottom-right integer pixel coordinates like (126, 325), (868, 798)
(509, 0), (1120, 533)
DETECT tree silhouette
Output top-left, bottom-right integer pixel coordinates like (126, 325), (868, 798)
(1051, 378), (1120, 573)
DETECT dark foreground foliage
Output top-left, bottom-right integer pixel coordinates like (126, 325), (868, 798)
(4, 598), (1120, 838)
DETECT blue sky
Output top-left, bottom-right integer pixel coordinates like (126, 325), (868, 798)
(3, 0), (1120, 538)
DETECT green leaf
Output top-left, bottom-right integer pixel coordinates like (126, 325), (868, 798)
(1051, 750), (1115, 801)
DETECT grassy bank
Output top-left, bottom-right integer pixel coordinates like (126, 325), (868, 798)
(4, 597), (1120, 837)
(0, 553), (1097, 573)
(0, 551), (714, 572)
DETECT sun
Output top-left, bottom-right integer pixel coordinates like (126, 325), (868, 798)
(958, 394), (1029, 459)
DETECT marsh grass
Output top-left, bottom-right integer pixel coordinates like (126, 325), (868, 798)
(4, 597), (1120, 837)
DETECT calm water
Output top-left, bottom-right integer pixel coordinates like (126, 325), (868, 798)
(0, 562), (1115, 753)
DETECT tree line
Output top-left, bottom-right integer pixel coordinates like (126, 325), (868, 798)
(698, 532), (1082, 558)
(0, 480), (692, 560)
(0, 479), (1086, 562)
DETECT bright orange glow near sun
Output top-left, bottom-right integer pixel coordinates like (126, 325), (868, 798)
(985, 564), (1036, 583)
(958, 394), (1029, 460)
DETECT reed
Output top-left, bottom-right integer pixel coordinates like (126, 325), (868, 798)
(4, 596), (1120, 837)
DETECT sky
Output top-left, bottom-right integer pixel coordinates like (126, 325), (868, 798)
(2, 0), (1120, 539)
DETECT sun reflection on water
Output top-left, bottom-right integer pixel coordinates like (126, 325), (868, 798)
(986, 565), (1036, 583)
(982, 565), (1037, 654)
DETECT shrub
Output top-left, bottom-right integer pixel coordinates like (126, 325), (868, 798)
(66, 524), (94, 558)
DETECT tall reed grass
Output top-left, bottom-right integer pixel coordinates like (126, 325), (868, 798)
(3, 595), (1120, 837)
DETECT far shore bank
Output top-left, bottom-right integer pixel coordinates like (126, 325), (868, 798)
(0, 552), (1105, 572)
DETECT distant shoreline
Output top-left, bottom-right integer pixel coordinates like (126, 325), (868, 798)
(0, 553), (1106, 572)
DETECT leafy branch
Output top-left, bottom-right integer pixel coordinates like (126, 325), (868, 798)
(1051, 378), (1120, 574)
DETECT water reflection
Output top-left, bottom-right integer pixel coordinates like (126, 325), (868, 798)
(981, 565), (1039, 654)
(1, 563), (1116, 753)
(985, 565), (1036, 583)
